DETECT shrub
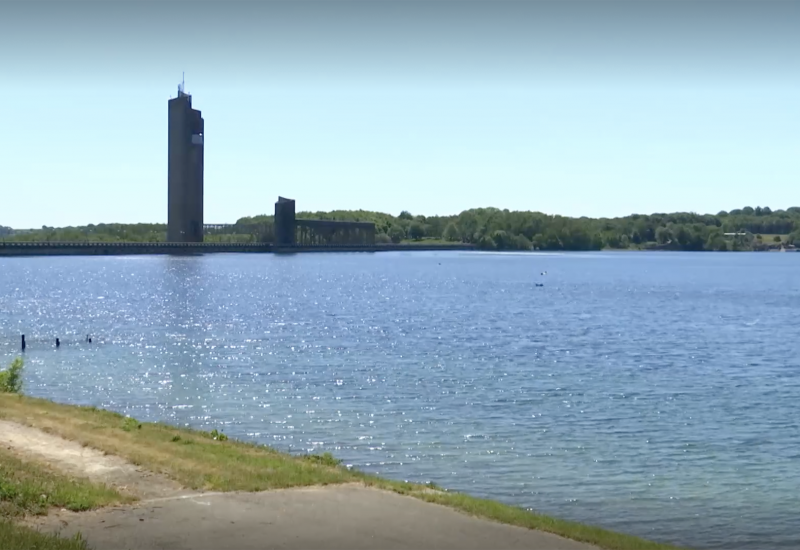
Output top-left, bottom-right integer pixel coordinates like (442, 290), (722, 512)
(0, 358), (23, 393)
(209, 429), (228, 441)
(302, 452), (342, 467)
(120, 417), (142, 432)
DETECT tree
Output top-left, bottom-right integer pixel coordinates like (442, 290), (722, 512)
(388, 226), (405, 244)
(375, 232), (392, 244)
(542, 230), (562, 250)
(675, 225), (692, 247)
(456, 211), (479, 243)
(491, 230), (512, 250)
(773, 235), (782, 243)
(398, 211), (413, 221)
(442, 223), (460, 242)
(408, 222), (426, 241)
(515, 234), (533, 250)
(477, 234), (496, 250)
(705, 228), (726, 251)
(604, 233), (622, 249)
(655, 226), (672, 245)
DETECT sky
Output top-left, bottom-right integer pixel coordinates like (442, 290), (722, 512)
(0, 0), (798, 228)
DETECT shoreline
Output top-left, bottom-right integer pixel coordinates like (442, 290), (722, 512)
(1, 240), (797, 257)
(0, 393), (685, 550)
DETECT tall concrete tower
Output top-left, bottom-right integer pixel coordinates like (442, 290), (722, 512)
(168, 81), (204, 243)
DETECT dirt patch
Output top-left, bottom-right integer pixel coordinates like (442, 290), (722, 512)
(0, 420), (188, 500)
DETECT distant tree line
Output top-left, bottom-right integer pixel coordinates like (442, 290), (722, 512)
(4, 206), (800, 252)
(3, 223), (168, 243)
(253, 205), (800, 252)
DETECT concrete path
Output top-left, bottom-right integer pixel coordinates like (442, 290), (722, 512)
(31, 486), (599, 550)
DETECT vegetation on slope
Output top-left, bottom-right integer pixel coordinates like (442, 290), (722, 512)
(4, 205), (800, 252)
(0, 448), (126, 518)
(0, 362), (129, 550)
(0, 446), (126, 550)
(0, 394), (686, 550)
(0, 358), (128, 550)
(0, 358), (23, 394)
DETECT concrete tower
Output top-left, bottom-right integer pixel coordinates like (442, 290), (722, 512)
(168, 81), (204, 243)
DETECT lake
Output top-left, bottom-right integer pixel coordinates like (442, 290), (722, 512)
(1, 251), (799, 549)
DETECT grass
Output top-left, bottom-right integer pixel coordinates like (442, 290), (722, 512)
(0, 449), (126, 517)
(0, 521), (90, 550)
(0, 393), (686, 550)
(399, 238), (467, 246)
(0, 442), (128, 550)
(755, 234), (788, 242)
(0, 394), (353, 493)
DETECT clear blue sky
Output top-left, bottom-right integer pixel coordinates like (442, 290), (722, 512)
(1, 0), (798, 228)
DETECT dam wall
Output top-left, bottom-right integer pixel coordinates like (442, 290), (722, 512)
(0, 242), (475, 257)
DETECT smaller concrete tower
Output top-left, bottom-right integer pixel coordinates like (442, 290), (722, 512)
(167, 79), (204, 243)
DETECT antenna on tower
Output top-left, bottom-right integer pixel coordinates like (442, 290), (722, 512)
(182, 72), (185, 92)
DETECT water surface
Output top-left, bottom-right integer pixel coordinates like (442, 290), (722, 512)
(1, 251), (799, 549)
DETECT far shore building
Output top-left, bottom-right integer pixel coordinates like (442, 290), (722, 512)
(164, 84), (374, 247)
(274, 197), (376, 247)
(167, 82), (204, 243)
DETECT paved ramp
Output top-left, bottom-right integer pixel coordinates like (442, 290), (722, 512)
(32, 485), (598, 550)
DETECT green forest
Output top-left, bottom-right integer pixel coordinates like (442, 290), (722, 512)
(4, 206), (800, 252)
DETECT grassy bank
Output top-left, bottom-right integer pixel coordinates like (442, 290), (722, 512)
(0, 393), (686, 550)
(0, 443), (129, 549)
(0, 449), (127, 517)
